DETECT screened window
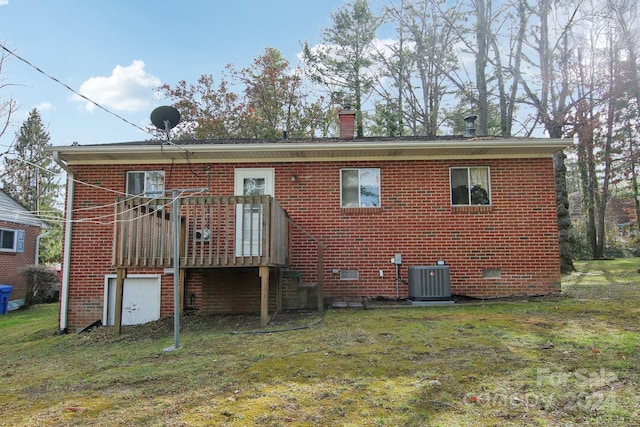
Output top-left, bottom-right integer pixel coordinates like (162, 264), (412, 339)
(450, 167), (491, 206)
(341, 168), (380, 208)
(126, 171), (165, 197)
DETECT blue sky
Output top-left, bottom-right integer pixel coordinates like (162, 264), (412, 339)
(0, 0), (348, 149)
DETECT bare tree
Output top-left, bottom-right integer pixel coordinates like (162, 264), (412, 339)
(516, 0), (580, 272)
(381, 0), (464, 137)
(0, 47), (18, 148)
(474, 0), (491, 136)
(608, 0), (640, 111)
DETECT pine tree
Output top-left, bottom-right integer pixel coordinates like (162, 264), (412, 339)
(303, 0), (382, 138)
(2, 108), (63, 263)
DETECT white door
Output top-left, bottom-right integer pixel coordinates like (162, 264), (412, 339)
(104, 275), (161, 326)
(234, 168), (274, 256)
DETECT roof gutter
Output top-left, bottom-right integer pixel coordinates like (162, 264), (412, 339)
(47, 138), (571, 165)
(53, 151), (73, 334)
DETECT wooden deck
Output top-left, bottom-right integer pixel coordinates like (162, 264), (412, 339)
(112, 195), (290, 269)
(109, 195), (321, 334)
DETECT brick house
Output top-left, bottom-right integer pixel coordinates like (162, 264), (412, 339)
(49, 113), (569, 332)
(0, 189), (50, 300)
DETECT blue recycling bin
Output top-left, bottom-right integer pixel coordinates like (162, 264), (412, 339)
(0, 285), (13, 314)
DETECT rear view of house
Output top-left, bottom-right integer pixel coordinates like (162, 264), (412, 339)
(48, 117), (568, 332)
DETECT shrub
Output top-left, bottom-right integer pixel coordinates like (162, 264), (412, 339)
(19, 265), (60, 307)
(569, 228), (593, 261)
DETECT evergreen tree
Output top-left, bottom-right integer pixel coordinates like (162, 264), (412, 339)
(303, 0), (382, 138)
(2, 108), (63, 264)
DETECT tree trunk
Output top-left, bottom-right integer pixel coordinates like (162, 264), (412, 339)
(541, 0), (574, 273)
(576, 123), (597, 258)
(595, 39), (617, 259)
(554, 151), (576, 272)
(475, 0), (489, 136)
(631, 139), (640, 229)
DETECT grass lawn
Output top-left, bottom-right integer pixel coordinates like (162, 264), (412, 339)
(1, 259), (639, 426)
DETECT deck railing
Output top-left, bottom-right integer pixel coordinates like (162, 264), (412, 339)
(113, 195), (290, 268)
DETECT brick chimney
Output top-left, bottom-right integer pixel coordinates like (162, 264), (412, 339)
(339, 107), (356, 140)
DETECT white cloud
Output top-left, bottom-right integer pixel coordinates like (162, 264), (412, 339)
(34, 102), (53, 112)
(0, 1), (8, 5)
(73, 60), (161, 113)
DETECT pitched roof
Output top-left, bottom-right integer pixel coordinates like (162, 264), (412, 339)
(0, 190), (49, 229)
(47, 136), (570, 165)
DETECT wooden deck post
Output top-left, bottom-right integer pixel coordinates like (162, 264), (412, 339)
(317, 244), (324, 313)
(114, 267), (126, 336)
(260, 265), (269, 326)
(275, 267), (282, 313)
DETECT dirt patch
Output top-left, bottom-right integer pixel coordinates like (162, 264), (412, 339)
(72, 309), (326, 344)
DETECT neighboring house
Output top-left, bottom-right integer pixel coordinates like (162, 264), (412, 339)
(48, 111), (569, 332)
(0, 189), (50, 300)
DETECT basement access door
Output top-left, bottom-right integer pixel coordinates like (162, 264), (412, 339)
(103, 275), (161, 326)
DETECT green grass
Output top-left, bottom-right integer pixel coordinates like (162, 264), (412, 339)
(1, 259), (639, 426)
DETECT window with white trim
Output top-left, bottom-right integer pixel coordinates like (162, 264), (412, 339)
(126, 171), (165, 197)
(450, 167), (491, 206)
(341, 168), (380, 208)
(0, 228), (24, 253)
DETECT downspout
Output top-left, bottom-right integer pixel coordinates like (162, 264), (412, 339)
(53, 151), (73, 334)
(34, 230), (51, 265)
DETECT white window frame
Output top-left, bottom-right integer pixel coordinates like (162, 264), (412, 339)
(340, 168), (381, 208)
(0, 228), (23, 253)
(126, 170), (165, 198)
(450, 166), (491, 206)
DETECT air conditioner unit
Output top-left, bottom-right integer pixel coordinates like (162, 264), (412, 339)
(408, 265), (451, 301)
(195, 228), (211, 241)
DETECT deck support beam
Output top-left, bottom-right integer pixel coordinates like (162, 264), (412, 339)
(114, 267), (126, 337)
(275, 267), (282, 314)
(317, 244), (324, 313)
(260, 265), (269, 326)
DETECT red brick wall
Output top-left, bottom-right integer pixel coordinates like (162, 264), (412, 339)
(62, 158), (560, 330)
(195, 268), (279, 314)
(0, 221), (41, 299)
(280, 159), (560, 300)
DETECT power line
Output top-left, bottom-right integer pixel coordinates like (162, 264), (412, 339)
(0, 42), (222, 183)
(0, 187), (207, 226)
(0, 45), (216, 221)
(0, 42), (154, 136)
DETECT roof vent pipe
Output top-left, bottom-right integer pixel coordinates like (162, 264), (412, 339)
(464, 115), (478, 137)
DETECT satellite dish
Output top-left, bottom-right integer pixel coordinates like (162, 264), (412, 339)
(150, 106), (181, 131)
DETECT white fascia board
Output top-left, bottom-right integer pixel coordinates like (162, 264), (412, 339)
(49, 138), (571, 165)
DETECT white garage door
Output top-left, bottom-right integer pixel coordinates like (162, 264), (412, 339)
(104, 275), (161, 326)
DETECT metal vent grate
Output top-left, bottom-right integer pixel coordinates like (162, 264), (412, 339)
(340, 270), (359, 280)
(408, 266), (451, 301)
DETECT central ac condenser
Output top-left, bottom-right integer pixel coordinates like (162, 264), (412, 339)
(408, 265), (451, 301)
